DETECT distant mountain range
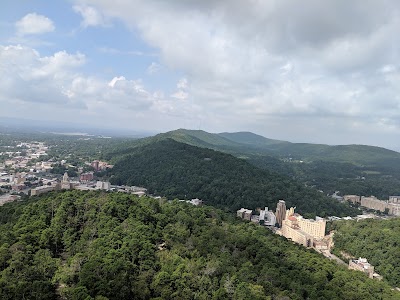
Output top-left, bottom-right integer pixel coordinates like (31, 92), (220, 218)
(139, 129), (400, 168)
(104, 129), (400, 198)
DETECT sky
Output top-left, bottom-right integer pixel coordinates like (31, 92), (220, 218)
(1, 1), (400, 150)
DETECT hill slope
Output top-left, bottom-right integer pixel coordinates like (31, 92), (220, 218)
(332, 218), (400, 287)
(101, 129), (400, 198)
(218, 131), (287, 147)
(0, 190), (398, 299)
(218, 131), (400, 167)
(103, 128), (400, 167)
(108, 139), (357, 217)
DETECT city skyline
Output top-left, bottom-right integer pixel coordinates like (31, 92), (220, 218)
(2, 1), (400, 150)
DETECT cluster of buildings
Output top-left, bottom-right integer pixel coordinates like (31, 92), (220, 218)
(237, 200), (330, 250)
(0, 137), (119, 204)
(236, 200), (386, 281)
(30, 172), (148, 198)
(91, 160), (113, 172)
(236, 207), (277, 226)
(344, 195), (400, 216)
(349, 257), (382, 280)
(178, 198), (204, 206)
(1, 142), (49, 170)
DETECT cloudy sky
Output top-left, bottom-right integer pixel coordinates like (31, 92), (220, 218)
(1, 1), (400, 149)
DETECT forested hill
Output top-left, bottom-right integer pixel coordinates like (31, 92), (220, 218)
(218, 131), (288, 147)
(108, 139), (357, 218)
(332, 218), (400, 287)
(126, 129), (400, 168)
(0, 190), (398, 299)
(219, 131), (400, 167)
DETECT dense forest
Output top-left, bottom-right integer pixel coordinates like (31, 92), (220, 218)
(0, 190), (398, 299)
(332, 218), (400, 287)
(248, 156), (400, 199)
(108, 139), (357, 218)
(102, 129), (400, 199)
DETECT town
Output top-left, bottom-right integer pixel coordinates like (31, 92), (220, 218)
(0, 140), (148, 205)
(0, 137), (397, 285)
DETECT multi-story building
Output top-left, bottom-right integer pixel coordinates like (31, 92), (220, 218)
(361, 196), (387, 212)
(357, 196), (400, 216)
(275, 200), (286, 227)
(91, 160), (100, 171)
(95, 181), (111, 190)
(280, 207), (326, 247)
(80, 172), (94, 182)
(31, 184), (60, 196)
(349, 258), (382, 280)
(389, 196), (400, 204)
(259, 207), (277, 226)
(344, 195), (361, 204)
(237, 208), (253, 221)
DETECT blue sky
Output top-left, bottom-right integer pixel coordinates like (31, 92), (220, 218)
(1, 1), (400, 150)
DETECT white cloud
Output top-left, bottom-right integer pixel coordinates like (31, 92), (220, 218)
(147, 62), (162, 74)
(0, 45), (85, 107)
(171, 90), (189, 101)
(5, 1), (400, 146)
(0, 44), (193, 127)
(108, 76), (126, 87)
(73, 5), (109, 28)
(15, 13), (55, 36)
(78, 0), (400, 139)
(177, 78), (188, 89)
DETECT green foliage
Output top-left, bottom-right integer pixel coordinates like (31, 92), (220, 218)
(108, 139), (357, 217)
(332, 218), (400, 287)
(0, 190), (398, 299)
(248, 157), (400, 199)
(103, 129), (400, 201)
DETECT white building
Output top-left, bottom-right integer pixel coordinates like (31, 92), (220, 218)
(95, 181), (111, 190)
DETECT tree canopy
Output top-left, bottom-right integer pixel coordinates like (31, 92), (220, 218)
(0, 190), (398, 299)
(108, 139), (357, 218)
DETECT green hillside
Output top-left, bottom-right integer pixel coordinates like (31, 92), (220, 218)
(108, 139), (357, 218)
(218, 132), (287, 147)
(332, 218), (400, 287)
(0, 190), (398, 299)
(99, 129), (400, 198)
(103, 128), (400, 168)
(219, 131), (400, 167)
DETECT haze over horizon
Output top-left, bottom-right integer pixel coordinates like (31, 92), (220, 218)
(2, 1), (400, 150)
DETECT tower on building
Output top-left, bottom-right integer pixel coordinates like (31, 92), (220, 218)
(275, 200), (286, 227)
(91, 160), (100, 171)
(61, 172), (71, 189)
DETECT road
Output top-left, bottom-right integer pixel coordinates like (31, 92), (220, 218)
(320, 249), (347, 266)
